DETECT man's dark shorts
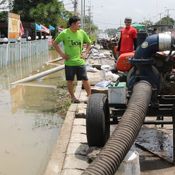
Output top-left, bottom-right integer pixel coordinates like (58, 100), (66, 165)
(65, 65), (88, 81)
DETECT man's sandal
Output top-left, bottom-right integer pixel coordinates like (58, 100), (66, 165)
(71, 98), (80, 103)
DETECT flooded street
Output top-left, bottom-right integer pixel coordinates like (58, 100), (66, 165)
(0, 50), (64, 175)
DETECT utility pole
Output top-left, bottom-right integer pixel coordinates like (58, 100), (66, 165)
(165, 8), (170, 25)
(87, 5), (92, 34)
(159, 12), (163, 24)
(81, 0), (85, 29)
(164, 8), (175, 16)
(73, 0), (78, 15)
(164, 8), (175, 25)
(164, 8), (175, 17)
(83, 0), (86, 28)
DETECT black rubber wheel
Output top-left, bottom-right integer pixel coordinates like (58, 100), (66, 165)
(86, 93), (110, 147)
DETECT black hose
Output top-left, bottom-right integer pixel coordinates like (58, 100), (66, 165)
(82, 81), (152, 175)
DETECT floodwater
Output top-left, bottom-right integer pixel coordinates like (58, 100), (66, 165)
(0, 50), (64, 175)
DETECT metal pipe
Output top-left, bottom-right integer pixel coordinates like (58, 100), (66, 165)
(128, 32), (175, 90)
(134, 33), (174, 60)
(11, 65), (64, 85)
(82, 81), (152, 175)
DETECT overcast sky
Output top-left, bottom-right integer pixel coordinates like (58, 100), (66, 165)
(63, 0), (175, 30)
(90, 0), (175, 29)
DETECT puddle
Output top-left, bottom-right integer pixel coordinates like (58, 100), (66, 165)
(0, 50), (65, 175)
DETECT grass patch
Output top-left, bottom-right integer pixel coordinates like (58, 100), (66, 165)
(55, 77), (78, 117)
(55, 80), (71, 117)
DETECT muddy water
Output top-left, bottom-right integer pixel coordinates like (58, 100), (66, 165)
(0, 50), (64, 175)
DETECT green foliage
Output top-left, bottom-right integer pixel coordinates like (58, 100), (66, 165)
(83, 15), (98, 42)
(55, 80), (71, 116)
(12, 0), (72, 28)
(84, 16), (98, 33)
(29, 0), (64, 25)
(140, 16), (174, 27)
(57, 11), (72, 28)
(5, 0), (98, 39)
(89, 34), (97, 43)
(140, 20), (153, 27)
(12, 0), (37, 21)
(0, 11), (7, 22)
(155, 16), (175, 25)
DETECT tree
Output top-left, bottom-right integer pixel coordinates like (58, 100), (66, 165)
(83, 15), (98, 42)
(11, 0), (72, 28)
(84, 16), (98, 34)
(0, 11), (7, 22)
(140, 20), (153, 27)
(12, 0), (36, 21)
(155, 16), (175, 26)
(30, 0), (64, 25)
(0, 0), (13, 11)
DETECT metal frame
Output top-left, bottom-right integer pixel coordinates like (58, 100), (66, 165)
(109, 95), (175, 163)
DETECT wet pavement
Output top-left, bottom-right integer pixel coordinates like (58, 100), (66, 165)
(136, 126), (173, 163)
(0, 50), (64, 175)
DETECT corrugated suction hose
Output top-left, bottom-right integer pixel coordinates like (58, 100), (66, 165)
(82, 80), (152, 175)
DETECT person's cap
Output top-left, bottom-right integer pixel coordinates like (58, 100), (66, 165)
(124, 17), (132, 22)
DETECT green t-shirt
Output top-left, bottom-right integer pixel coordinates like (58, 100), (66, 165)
(55, 28), (91, 66)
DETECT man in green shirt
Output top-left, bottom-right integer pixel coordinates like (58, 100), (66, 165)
(53, 16), (91, 103)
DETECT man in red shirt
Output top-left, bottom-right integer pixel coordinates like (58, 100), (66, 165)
(117, 17), (137, 55)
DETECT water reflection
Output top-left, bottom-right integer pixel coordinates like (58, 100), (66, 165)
(0, 50), (64, 175)
(0, 53), (48, 88)
(11, 84), (58, 113)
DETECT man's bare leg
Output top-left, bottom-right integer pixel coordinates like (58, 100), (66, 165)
(67, 80), (80, 103)
(82, 80), (91, 96)
(67, 80), (75, 99)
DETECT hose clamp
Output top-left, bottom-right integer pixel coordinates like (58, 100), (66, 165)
(159, 33), (171, 51)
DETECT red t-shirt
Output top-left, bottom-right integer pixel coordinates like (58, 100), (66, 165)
(120, 26), (137, 54)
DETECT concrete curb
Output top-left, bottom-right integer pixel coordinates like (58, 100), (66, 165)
(44, 81), (82, 175)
